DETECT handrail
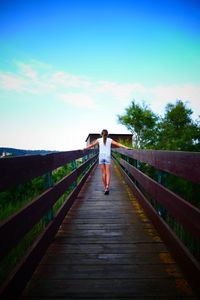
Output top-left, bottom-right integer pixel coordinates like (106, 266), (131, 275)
(115, 148), (200, 184)
(112, 148), (200, 296)
(119, 159), (200, 242)
(0, 155), (96, 260)
(0, 149), (98, 298)
(0, 149), (93, 191)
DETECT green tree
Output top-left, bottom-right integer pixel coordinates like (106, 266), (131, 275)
(118, 99), (200, 151)
(157, 100), (200, 151)
(117, 99), (200, 261)
(117, 100), (159, 149)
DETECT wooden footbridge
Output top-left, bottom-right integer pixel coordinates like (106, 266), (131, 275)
(0, 149), (200, 299)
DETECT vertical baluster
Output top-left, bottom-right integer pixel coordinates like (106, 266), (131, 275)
(71, 159), (77, 188)
(133, 158), (139, 185)
(157, 170), (167, 219)
(82, 153), (89, 174)
(44, 171), (54, 226)
(125, 155), (130, 176)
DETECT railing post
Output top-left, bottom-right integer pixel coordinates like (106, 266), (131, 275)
(82, 154), (88, 164)
(133, 158), (139, 185)
(44, 171), (54, 226)
(125, 155), (131, 177)
(71, 159), (77, 170)
(157, 170), (167, 187)
(157, 170), (167, 219)
(71, 159), (77, 188)
(82, 153), (89, 175)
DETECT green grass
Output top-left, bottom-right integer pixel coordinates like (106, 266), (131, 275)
(0, 175), (47, 222)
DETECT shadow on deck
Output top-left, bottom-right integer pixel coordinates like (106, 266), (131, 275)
(21, 162), (196, 299)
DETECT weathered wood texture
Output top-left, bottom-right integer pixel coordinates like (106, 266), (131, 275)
(0, 155), (97, 261)
(0, 149), (95, 191)
(115, 148), (200, 184)
(0, 152), (98, 298)
(21, 163), (197, 299)
(119, 158), (200, 242)
(112, 149), (200, 296)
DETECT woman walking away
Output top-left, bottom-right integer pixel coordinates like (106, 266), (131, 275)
(84, 129), (129, 195)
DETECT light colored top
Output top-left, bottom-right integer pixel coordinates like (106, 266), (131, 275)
(98, 137), (112, 156)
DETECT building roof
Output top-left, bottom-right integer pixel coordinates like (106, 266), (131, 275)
(85, 133), (132, 142)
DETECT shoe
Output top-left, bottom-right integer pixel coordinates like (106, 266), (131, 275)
(104, 187), (109, 195)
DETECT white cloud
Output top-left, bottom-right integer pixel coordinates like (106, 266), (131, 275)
(16, 62), (38, 80)
(59, 93), (97, 109)
(95, 81), (146, 101)
(0, 73), (27, 92)
(0, 60), (199, 117)
(147, 83), (200, 118)
(52, 72), (92, 89)
(150, 83), (200, 103)
(1, 60), (199, 151)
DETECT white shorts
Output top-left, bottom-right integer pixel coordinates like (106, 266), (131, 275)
(99, 154), (111, 165)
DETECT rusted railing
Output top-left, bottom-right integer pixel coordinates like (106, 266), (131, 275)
(0, 149), (98, 298)
(112, 149), (200, 296)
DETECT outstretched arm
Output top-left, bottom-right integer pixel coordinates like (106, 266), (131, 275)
(83, 139), (98, 150)
(111, 140), (130, 149)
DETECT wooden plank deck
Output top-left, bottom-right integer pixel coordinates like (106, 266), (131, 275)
(21, 162), (197, 299)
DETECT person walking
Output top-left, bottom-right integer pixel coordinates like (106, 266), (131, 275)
(83, 129), (130, 194)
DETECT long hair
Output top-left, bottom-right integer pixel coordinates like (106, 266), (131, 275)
(101, 129), (108, 145)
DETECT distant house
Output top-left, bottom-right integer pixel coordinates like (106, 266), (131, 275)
(0, 151), (12, 158)
(85, 133), (132, 147)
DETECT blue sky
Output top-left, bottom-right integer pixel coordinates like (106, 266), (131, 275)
(0, 0), (200, 150)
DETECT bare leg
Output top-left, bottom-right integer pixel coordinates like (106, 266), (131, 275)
(100, 164), (107, 189)
(105, 164), (111, 190)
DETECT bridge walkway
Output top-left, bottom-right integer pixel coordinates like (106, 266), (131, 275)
(21, 162), (196, 299)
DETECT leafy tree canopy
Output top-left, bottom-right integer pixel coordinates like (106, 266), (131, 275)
(118, 99), (200, 151)
(118, 101), (159, 149)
